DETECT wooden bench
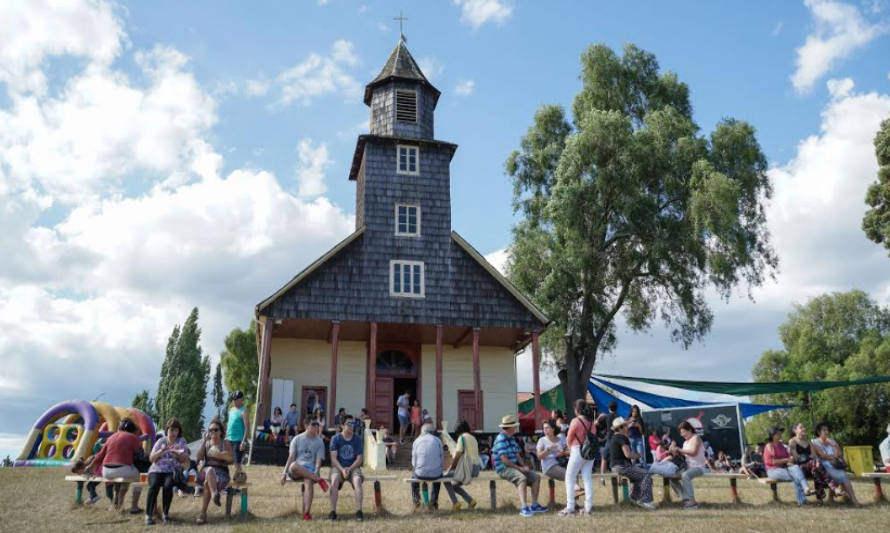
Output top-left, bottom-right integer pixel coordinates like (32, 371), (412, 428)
(860, 472), (890, 503)
(65, 474), (250, 517)
(758, 477), (839, 505)
(288, 472), (397, 514)
(659, 472), (747, 504)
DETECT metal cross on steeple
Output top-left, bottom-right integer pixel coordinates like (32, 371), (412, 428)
(394, 11), (408, 42)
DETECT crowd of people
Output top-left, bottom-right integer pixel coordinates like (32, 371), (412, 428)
(71, 389), (890, 524)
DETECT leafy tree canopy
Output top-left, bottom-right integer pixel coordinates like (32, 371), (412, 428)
(506, 43), (777, 410)
(220, 320), (258, 405)
(131, 389), (157, 423)
(746, 290), (890, 446)
(863, 115), (890, 252)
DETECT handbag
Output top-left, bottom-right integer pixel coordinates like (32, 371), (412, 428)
(832, 457), (847, 471)
(453, 436), (475, 486)
(670, 453), (688, 471)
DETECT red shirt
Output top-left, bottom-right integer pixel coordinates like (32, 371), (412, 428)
(91, 431), (143, 467)
(763, 442), (790, 469)
(648, 434), (661, 451)
(567, 417), (594, 448)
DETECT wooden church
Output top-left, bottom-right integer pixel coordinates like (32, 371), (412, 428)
(253, 38), (550, 434)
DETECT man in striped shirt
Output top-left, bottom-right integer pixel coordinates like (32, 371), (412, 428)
(492, 414), (547, 517)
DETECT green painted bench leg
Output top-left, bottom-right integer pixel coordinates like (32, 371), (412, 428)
(75, 481), (83, 505)
(621, 478), (630, 503)
(421, 482), (430, 508)
(240, 487), (248, 516)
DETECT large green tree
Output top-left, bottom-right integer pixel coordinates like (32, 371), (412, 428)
(155, 308), (211, 440)
(863, 115), (890, 251)
(220, 320), (258, 405)
(213, 363), (226, 420)
(746, 291), (890, 446)
(506, 44), (777, 410)
(131, 390), (157, 423)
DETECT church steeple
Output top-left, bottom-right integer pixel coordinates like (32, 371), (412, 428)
(364, 40), (440, 140)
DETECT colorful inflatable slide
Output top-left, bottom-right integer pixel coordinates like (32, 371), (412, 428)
(15, 400), (155, 467)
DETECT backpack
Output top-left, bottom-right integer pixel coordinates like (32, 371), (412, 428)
(579, 418), (598, 461)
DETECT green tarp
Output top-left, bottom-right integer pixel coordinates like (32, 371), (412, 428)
(518, 385), (564, 414)
(594, 374), (890, 396)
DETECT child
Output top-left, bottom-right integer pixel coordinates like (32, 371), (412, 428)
(410, 400), (422, 439)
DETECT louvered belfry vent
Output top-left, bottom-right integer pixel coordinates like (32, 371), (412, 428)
(396, 90), (417, 122)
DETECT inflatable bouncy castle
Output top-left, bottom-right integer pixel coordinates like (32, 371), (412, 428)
(15, 400), (155, 467)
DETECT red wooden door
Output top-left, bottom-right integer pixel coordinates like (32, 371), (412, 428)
(458, 390), (483, 430)
(373, 377), (394, 430)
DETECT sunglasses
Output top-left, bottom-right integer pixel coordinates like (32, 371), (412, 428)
(209, 427), (221, 433)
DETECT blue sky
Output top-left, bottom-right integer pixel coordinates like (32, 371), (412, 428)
(1, 0), (889, 459)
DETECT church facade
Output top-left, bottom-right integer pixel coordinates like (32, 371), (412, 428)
(253, 39), (549, 433)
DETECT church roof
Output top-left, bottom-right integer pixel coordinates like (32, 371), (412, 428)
(364, 39), (441, 105)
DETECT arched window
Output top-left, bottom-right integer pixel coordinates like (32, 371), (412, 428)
(376, 350), (415, 375)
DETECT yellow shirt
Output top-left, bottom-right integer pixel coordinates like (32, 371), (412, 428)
(455, 432), (479, 464)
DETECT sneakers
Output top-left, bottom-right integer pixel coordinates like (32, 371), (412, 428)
(529, 503), (549, 513)
(355, 510), (364, 522)
(302, 512), (312, 521)
(683, 500), (698, 510)
(519, 506), (534, 517)
(144, 516), (155, 526)
(329, 511), (337, 521)
(468, 499), (477, 509)
(317, 478), (329, 492)
(453, 502), (463, 511)
(631, 499), (655, 510)
(558, 507), (575, 516)
(85, 495), (100, 505)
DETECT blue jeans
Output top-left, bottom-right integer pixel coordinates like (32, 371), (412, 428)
(629, 437), (647, 466)
(767, 466), (808, 504)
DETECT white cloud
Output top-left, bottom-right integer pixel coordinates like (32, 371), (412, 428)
(453, 0), (513, 28)
(418, 56), (445, 81)
(0, 0), (124, 95)
(245, 79), (270, 96)
(262, 40), (361, 107)
(791, 0), (886, 93)
(484, 247), (508, 274)
(454, 78), (475, 96)
(317, 0), (330, 5)
(295, 138), (332, 197)
(771, 21), (784, 36)
(378, 23), (390, 32)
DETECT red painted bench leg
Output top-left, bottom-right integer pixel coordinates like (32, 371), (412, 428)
(374, 480), (382, 512)
(730, 478), (740, 504)
(873, 477), (883, 504)
(548, 478), (555, 508)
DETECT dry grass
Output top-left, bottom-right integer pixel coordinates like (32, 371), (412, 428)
(1, 465), (887, 532)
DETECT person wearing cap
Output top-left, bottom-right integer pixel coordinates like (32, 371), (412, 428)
(226, 390), (250, 480)
(763, 426), (809, 505)
(879, 423), (890, 473)
(610, 416), (655, 510)
(492, 414), (547, 517)
(280, 418), (329, 521)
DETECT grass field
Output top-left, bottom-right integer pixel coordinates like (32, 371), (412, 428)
(1, 465), (887, 532)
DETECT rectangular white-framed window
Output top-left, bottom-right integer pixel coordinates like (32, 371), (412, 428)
(397, 144), (419, 175)
(395, 89), (418, 123)
(394, 203), (421, 237)
(390, 260), (424, 298)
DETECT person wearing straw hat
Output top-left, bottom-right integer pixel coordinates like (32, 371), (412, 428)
(610, 416), (656, 510)
(492, 414), (547, 517)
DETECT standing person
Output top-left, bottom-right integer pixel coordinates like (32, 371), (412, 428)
(270, 407), (284, 441)
(553, 410), (569, 435)
(537, 419), (569, 481)
(195, 418), (233, 525)
(763, 426), (809, 506)
(627, 405), (647, 466)
(226, 391), (250, 482)
(789, 422), (829, 504)
(82, 418), (143, 512)
(145, 418), (189, 525)
(284, 403), (300, 440)
(410, 400), (422, 439)
(329, 415), (365, 521)
(559, 400), (595, 515)
(493, 415), (547, 517)
(610, 417), (655, 510)
(879, 423), (890, 473)
(410, 423), (446, 510)
(442, 420), (480, 509)
(279, 419), (328, 521)
(396, 390), (411, 443)
(811, 421), (860, 505)
(599, 401), (620, 480)
(671, 420), (708, 509)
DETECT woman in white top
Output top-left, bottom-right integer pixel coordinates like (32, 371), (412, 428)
(671, 420), (707, 509)
(811, 421), (860, 505)
(536, 419), (568, 480)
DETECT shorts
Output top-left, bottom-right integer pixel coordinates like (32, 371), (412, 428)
(228, 440), (244, 465)
(102, 464), (139, 481)
(287, 463), (316, 480)
(331, 467), (364, 488)
(398, 414), (410, 427)
(498, 467), (539, 487)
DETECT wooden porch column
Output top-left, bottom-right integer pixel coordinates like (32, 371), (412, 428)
(367, 322), (377, 414)
(435, 325), (443, 429)
(329, 321), (340, 428)
(249, 319), (274, 465)
(531, 331), (542, 429)
(472, 327), (481, 429)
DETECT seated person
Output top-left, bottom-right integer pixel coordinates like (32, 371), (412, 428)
(880, 423), (890, 473)
(610, 417), (655, 510)
(536, 419), (568, 480)
(478, 437), (492, 470)
(411, 424), (446, 510)
(714, 450), (734, 473)
(329, 415), (364, 521)
(811, 421), (860, 505)
(284, 404), (300, 440)
(270, 407), (284, 440)
(145, 417), (189, 525)
(378, 426), (398, 464)
(196, 418), (233, 524)
(670, 421), (709, 509)
(493, 415), (547, 516)
(83, 418), (143, 511)
(763, 426), (809, 506)
(740, 443), (766, 478)
(280, 419), (328, 521)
